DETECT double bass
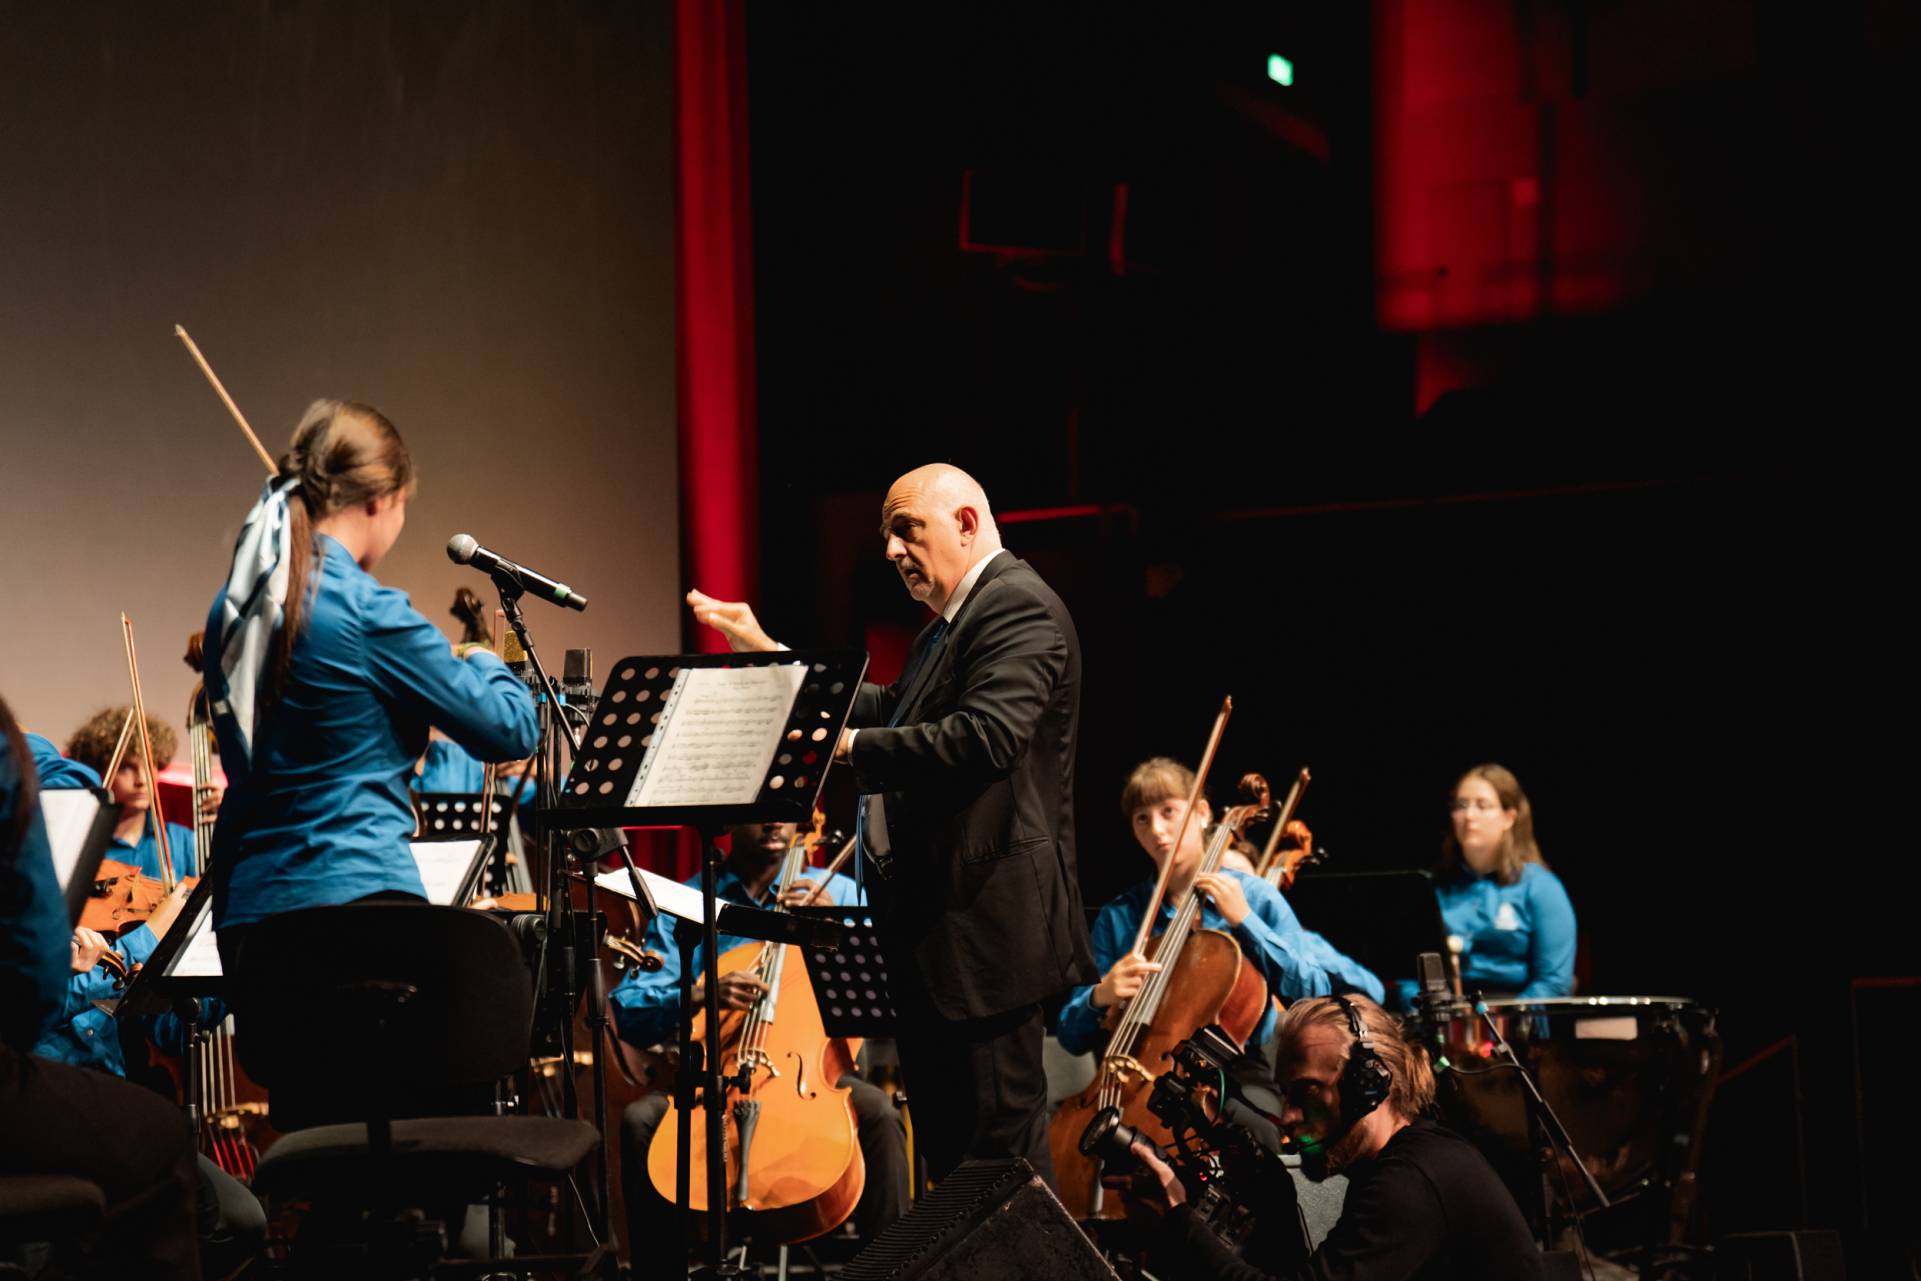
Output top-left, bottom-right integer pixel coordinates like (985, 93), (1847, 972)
(644, 816), (866, 1244)
(1049, 767), (1275, 1222)
(181, 631), (273, 1180)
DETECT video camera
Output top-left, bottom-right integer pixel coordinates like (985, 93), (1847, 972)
(1079, 1024), (1297, 1248)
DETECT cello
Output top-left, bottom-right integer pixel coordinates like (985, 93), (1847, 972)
(1049, 761), (1275, 1222)
(644, 814), (867, 1244)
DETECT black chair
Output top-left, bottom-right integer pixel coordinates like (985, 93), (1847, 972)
(230, 903), (610, 1279)
(0, 1174), (106, 1278)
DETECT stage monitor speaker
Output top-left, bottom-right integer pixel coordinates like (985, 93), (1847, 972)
(1715, 1230), (1846, 1281)
(840, 1158), (1118, 1281)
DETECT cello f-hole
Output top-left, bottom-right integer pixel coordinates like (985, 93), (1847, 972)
(789, 1050), (812, 1099)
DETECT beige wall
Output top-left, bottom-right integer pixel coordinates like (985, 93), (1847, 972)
(1, 2), (680, 752)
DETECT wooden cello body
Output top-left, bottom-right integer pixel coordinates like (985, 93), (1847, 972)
(644, 820), (867, 1245)
(645, 939), (865, 1243)
(1049, 927), (1266, 1222)
(1047, 763), (1274, 1223)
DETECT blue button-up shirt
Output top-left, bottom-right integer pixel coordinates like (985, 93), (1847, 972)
(1434, 862), (1577, 999)
(25, 733), (102, 792)
(1054, 868), (1385, 1058)
(205, 535), (539, 928)
(111, 818), (199, 881)
(608, 865), (866, 1051)
(3, 736), (74, 1051)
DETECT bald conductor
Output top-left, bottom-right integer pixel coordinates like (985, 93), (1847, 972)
(688, 464), (1096, 1187)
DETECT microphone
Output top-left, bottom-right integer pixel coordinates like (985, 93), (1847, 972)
(447, 535), (588, 612)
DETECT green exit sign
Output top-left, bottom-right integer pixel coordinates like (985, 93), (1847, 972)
(1267, 53), (1294, 87)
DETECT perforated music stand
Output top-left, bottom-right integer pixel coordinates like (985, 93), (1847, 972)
(551, 650), (867, 830)
(793, 908), (897, 1038)
(552, 649), (865, 1276)
(412, 792), (510, 840)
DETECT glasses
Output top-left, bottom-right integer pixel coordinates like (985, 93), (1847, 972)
(1449, 798), (1504, 814)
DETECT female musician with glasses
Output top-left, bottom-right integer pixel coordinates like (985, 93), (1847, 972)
(1434, 764), (1576, 999)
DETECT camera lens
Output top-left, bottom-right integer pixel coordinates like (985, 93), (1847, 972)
(1079, 1106), (1146, 1169)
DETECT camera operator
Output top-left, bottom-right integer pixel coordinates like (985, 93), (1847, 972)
(1129, 995), (1542, 1281)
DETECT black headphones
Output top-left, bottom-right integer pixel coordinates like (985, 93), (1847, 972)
(1333, 994), (1393, 1124)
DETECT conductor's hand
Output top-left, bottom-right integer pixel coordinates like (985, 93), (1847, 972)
(1129, 1140), (1187, 1207)
(1193, 871), (1251, 927)
(71, 928), (111, 974)
(691, 971), (769, 1012)
(1092, 953), (1163, 1010)
(686, 590), (777, 653)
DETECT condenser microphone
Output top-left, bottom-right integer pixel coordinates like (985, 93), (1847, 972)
(447, 534), (588, 612)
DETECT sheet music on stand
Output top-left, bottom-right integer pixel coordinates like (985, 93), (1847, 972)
(39, 787), (121, 927)
(588, 866), (842, 953)
(554, 649), (868, 829)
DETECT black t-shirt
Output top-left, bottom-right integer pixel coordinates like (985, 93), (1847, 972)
(1168, 1121), (1544, 1281)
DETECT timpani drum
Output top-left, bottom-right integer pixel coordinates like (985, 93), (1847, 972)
(1429, 996), (1720, 1212)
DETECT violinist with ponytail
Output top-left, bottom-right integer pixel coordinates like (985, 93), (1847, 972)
(202, 400), (537, 964)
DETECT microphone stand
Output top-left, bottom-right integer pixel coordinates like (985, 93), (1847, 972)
(495, 584), (610, 1250)
(1472, 993), (1609, 1246)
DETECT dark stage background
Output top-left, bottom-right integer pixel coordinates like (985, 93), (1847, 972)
(741, 0), (1911, 1265)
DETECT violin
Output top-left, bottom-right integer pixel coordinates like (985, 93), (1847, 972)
(646, 810), (868, 1244)
(81, 862), (184, 936)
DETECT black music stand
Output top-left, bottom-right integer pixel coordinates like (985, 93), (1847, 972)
(553, 649), (865, 1278)
(114, 874), (224, 1140)
(412, 791), (510, 839)
(1281, 870), (1450, 985)
(40, 786), (121, 927)
(794, 908), (897, 1039)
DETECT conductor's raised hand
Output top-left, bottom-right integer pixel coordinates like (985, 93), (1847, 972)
(685, 590), (778, 653)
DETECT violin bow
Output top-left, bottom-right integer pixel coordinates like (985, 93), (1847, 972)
(173, 325), (278, 476)
(1128, 695), (1232, 959)
(1255, 767), (1311, 879)
(120, 612), (175, 889)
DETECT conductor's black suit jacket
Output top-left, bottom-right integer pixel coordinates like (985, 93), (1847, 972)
(850, 552), (1098, 1022)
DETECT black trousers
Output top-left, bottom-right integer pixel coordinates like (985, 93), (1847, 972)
(887, 973), (1053, 1189)
(196, 1153), (267, 1279)
(0, 1047), (200, 1280)
(619, 1074), (909, 1279)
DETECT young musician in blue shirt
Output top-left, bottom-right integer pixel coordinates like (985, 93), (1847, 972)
(1055, 758), (1385, 1059)
(202, 400), (537, 962)
(608, 821), (909, 1276)
(1433, 764), (1577, 1000)
(65, 707), (203, 881)
(2, 697), (204, 1280)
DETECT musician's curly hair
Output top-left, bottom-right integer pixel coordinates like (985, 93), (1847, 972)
(65, 706), (177, 777)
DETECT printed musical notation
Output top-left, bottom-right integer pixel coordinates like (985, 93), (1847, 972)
(626, 664), (808, 808)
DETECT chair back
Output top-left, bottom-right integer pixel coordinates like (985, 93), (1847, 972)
(232, 903), (532, 1130)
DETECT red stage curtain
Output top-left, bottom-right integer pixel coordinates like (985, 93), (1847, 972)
(674, 0), (757, 654)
